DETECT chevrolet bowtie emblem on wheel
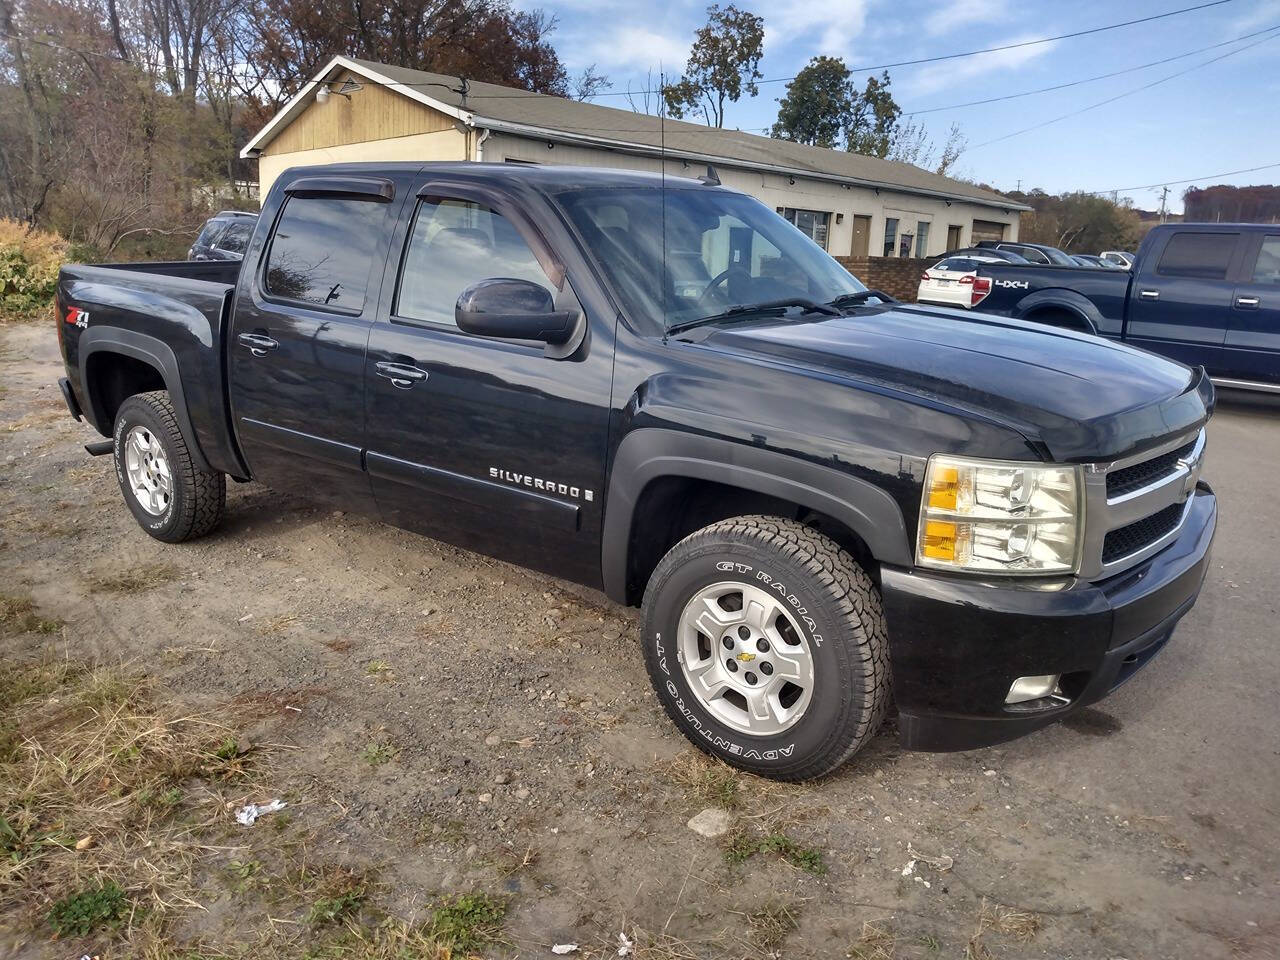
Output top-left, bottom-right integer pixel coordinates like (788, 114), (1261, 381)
(736, 652), (756, 663)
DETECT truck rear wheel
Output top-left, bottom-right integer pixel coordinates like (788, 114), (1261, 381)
(113, 391), (225, 543)
(642, 515), (890, 781)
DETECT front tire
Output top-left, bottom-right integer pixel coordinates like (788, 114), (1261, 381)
(113, 391), (225, 543)
(642, 516), (890, 781)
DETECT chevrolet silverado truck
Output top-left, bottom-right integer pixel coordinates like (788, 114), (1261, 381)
(55, 163), (1217, 780)
(968, 222), (1280, 392)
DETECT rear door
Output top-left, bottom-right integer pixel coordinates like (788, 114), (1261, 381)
(1123, 229), (1245, 370)
(362, 177), (615, 587)
(228, 174), (407, 514)
(1221, 233), (1280, 388)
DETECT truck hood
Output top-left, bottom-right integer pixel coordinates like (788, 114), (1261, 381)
(694, 304), (1212, 462)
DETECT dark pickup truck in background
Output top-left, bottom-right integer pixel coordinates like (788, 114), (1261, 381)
(968, 222), (1280, 392)
(55, 163), (1217, 781)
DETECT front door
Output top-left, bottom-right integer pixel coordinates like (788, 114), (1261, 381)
(1222, 232), (1280, 387)
(850, 215), (871, 257)
(1123, 229), (1243, 371)
(228, 177), (405, 514)
(363, 181), (614, 586)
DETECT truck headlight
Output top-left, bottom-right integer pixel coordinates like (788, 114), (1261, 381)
(917, 456), (1083, 575)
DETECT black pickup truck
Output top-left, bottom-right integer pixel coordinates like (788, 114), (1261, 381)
(55, 163), (1217, 780)
(968, 222), (1280, 392)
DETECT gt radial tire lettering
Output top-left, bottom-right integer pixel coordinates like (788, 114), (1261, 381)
(752, 571), (823, 647)
(666, 680), (795, 761)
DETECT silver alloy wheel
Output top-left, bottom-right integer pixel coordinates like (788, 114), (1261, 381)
(677, 581), (815, 736)
(123, 425), (172, 516)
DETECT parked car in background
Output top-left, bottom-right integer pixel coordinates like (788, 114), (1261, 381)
(1101, 250), (1136, 269)
(976, 240), (1079, 267)
(53, 162), (1217, 778)
(967, 222), (1279, 392)
(188, 211), (258, 261)
(938, 246), (1031, 264)
(1071, 254), (1124, 269)
(917, 254), (1007, 308)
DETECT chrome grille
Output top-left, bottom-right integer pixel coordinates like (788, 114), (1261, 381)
(1079, 428), (1205, 579)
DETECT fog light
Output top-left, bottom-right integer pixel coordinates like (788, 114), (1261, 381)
(1005, 674), (1061, 704)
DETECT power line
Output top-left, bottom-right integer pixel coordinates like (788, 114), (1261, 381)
(466, 0), (1243, 98)
(903, 23), (1280, 116)
(1087, 161), (1280, 195)
(967, 27), (1280, 150)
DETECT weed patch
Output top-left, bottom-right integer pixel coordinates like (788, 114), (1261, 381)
(87, 562), (178, 593)
(46, 879), (129, 938)
(723, 829), (827, 874)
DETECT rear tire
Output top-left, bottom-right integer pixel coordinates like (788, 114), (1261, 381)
(641, 515), (891, 781)
(113, 391), (225, 543)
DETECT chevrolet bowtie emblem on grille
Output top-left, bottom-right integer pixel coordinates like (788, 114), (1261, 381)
(736, 652), (756, 663)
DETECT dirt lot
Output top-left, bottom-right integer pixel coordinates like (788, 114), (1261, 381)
(2, 317), (1278, 960)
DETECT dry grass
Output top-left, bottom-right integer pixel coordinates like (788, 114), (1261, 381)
(0, 594), (63, 636)
(965, 898), (1043, 959)
(87, 562), (179, 593)
(748, 900), (799, 951)
(663, 751), (748, 810)
(847, 919), (897, 959)
(0, 660), (254, 938)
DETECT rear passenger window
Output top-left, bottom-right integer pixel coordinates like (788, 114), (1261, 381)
(216, 221), (252, 254)
(1156, 232), (1238, 280)
(263, 197), (384, 311)
(1251, 236), (1280, 284)
(395, 199), (552, 327)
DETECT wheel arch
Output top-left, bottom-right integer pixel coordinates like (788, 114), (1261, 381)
(602, 429), (913, 605)
(1014, 291), (1101, 333)
(78, 327), (213, 473)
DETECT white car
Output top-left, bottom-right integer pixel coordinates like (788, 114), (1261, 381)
(917, 255), (1006, 309)
(1099, 250), (1135, 269)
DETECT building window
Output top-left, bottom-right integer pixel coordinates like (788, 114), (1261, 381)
(781, 208), (830, 249)
(915, 222), (930, 258)
(883, 217), (898, 257)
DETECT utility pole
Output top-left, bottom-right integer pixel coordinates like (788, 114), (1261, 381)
(1158, 186), (1170, 223)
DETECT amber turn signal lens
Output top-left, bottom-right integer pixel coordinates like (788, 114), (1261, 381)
(922, 520), (957, 561)
(927, 465), (959, 511)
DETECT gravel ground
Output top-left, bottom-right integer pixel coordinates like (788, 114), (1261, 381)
(1, 318), (1277, 959)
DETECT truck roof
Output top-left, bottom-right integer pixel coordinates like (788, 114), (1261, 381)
(273, 161), (727, 194)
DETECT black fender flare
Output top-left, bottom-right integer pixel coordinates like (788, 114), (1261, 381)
(1013, 290), (1101, 334)
(601, 428), (913, 603)
(77, 326), (213, 473)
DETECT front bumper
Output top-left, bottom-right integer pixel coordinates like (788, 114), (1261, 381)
(880, 482), (1216, 752)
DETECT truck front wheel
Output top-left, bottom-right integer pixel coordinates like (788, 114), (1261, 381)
(642, 516), (890, 781)
(113, 391), (225, 543)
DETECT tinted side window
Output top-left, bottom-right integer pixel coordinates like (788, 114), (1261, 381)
(1251, 236), (1280, 284)
(1156, 232), (1238, 280)
(194, 222), (220, 248)
(263, 197), (384, 311)
(395, 199), (552, 327)
(216, 221), (253, 254)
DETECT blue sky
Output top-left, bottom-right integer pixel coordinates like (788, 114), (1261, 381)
(525, 0), (1280, 211)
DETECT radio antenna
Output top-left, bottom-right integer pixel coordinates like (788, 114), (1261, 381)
(660, 66), (669, 345)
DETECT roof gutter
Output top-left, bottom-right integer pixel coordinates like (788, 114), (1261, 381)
(475, 117), (1031, 213)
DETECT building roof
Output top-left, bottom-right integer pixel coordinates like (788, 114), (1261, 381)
(241, 55), (1030, 212)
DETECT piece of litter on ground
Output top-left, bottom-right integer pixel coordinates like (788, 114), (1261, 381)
(235, 799), (287, 826)
(551, 945), (579, 955)
(237, 613), (254, 623)
(616, 931), (635, 956)
(907, 841), (954, 871)
(284, 705), (302, 713)
(901, 859), (916, 877)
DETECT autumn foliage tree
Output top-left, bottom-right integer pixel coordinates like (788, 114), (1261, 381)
(663, 3), (764, 127)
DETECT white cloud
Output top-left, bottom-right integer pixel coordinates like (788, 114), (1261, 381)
(1228, 0), (1280, 32)
(903, 35), (1056, 96)
(764, 0), (873, 57)
(566, 24), (690, 71)
(922, 0), (1013, 37)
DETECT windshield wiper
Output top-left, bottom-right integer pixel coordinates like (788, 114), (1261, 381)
(827, 289), (898, 309)
(667, 297), (840, 336)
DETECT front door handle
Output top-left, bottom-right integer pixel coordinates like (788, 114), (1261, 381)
(237, 332), (279, 356)
(1235, 296), (1260, 309)
(375, 361), (429, 389)
(1139, 289), (1160, 301)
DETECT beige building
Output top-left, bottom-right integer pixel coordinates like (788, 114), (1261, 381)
(240, 56), (1028, 258)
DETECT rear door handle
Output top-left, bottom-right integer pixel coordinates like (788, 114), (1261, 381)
(1235, 296), (1260, 309)
(375, 361), (429, 389)
(1139, 289), (1160, 301)
(237, 332), (278, 356)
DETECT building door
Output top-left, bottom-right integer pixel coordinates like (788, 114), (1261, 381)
(946, 224), (962, 250)
(850, 215), (871, 257)
(971, 220), (1007, 243)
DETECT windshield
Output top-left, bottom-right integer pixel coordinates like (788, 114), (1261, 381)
(556, 186), (865, 334)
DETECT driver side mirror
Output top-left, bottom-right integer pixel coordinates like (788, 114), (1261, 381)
(455, 278), (581, 346)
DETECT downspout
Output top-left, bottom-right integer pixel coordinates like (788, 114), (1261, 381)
(475, 127), (492, 163)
